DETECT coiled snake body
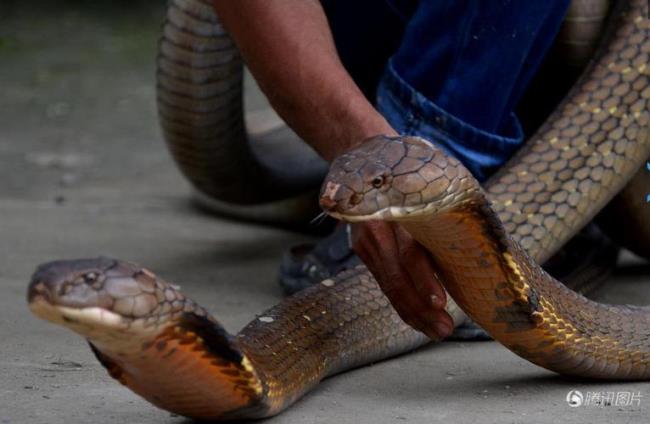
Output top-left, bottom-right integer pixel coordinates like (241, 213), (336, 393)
(28, 0), (648, 420)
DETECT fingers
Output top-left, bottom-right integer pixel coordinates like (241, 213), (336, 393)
(395, 225), (448, 310)
(398, 247), (453, 337)
(374, 244), (444, 339)
(352, 222), (426, 331)
(351, 221), (454, 340)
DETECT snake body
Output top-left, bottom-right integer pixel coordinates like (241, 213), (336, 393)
(600, 164), (650, 258)
(28, 0), (649, 420)
(322, 135), (650, 379)
(157, 0), (327, 224)
(556, 0), (612, 66)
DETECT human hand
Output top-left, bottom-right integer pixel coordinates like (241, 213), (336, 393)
(350, 221), (454, 340)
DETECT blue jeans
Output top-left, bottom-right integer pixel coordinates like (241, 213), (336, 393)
(322, 0), (570, 181)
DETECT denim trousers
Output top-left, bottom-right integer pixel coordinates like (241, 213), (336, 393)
(321, 0), (570, 181)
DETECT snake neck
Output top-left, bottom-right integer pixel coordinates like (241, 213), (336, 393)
(401, 200), (537, 327)
(234, 266), (430, 415)
(401, 200), (650, 379)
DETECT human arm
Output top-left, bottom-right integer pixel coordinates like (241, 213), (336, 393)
(212, 0), (454, 339)
(212, 0), (393, 161)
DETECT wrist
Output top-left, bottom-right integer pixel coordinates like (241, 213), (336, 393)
(320, 112), (398, 161)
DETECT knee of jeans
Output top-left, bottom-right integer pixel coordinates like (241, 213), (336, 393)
(375, 64), (525, 182)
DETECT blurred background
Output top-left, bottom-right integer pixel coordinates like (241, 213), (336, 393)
(1, 0), (166, 198)
(0, 0), (277, 201)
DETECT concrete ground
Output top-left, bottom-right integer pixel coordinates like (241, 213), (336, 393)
(1, 2), (648, 423)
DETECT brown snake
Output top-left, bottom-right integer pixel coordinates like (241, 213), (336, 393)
(27, 0), (648, 420)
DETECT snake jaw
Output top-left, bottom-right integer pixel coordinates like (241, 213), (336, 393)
(30, 300), (123, 332)
(326, 205), (427, 222)
(28, 295), (166, 353)
(325, 186), (483, 223)
(29, 299), (160, 356)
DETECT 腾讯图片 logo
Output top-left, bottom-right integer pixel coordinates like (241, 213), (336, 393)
(566, 390), (642, 408)
(566, 390), (584, 407)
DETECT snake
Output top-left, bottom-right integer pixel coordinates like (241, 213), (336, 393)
(157, 0), (328, 224)
(27, 0), (648, 420)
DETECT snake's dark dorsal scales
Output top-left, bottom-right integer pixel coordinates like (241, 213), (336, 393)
(176, 312), (243, 364)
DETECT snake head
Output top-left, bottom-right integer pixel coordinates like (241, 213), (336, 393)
(27, 257), (180, 344)
(320, 135), (478, 221)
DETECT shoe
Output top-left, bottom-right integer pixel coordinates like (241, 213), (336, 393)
(278, 224), (361, 295)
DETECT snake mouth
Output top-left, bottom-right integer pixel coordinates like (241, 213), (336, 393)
(28, 279), (98, 333)
(29, 298), (127, 332)
(326, 205), (429, 222)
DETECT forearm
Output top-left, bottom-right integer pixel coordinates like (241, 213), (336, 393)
(212, 0), (396, 161)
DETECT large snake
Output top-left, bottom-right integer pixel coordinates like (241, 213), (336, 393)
(27, 0), (648, 420)
(157, 0), (328, 224)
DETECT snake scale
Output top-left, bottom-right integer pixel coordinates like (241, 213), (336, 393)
(28, 0), (648, 420)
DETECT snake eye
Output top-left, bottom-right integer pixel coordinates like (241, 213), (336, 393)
(83, 272), (97, 283)
(371, 176), (385, 188)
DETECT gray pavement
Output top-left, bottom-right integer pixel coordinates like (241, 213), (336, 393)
(1, 2), (649, 423)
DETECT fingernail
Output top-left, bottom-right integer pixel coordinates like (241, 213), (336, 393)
(430, 294), (444, 308)
(434, 322), (452, 338)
